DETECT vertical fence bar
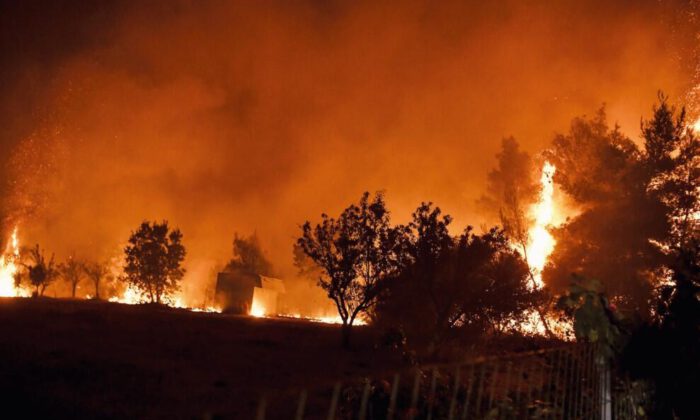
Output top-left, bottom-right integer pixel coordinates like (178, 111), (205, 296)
(358, 379), (371, 420)
(595, 346), (602, 420)
(460, 364), (475, 420)
(579, 345), (588, 419)
(581, 345), (590, 419)
(326, 382), (341, 420)
(386, 373), (400, 420)
(513, 358), (524, 419)
(535, 354), (549, 414)
(487, 360), (499, 412)
(572, 346), (581, 419)
(501, 359), (512, 418)
(409, 368), (421, 420)
(567, 346), (577, 419)
(426, 367), (438, 420)
(525, 358), (535, 418)
(474, 362), (487, 418)
(544, 352), (552, 416)
(551, 348), (563, 419)
(255, 394), (266, 420)
(294, 389), (307, 420)
(586, 344), (596, 418)
(447, 364), (461, 420)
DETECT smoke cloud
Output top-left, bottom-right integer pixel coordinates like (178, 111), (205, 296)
(0, 0), (697, 301)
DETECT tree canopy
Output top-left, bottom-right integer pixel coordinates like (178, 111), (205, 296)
(376, 203), (537, 355)
(123, 221), (186, 304)
(542, 98), (699, 314)
(298, 192), (408, 347)
(225, 232), (273, 276)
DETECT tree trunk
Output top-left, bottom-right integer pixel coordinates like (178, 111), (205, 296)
(341, 323), (352, 349)
(94, 280), (100, 299)
(71, 282), (77, 298)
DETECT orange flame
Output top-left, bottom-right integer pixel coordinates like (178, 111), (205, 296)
(525, 161), (556, 289)
(0, 227), (30, 297)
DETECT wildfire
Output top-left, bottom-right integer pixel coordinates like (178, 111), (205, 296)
(248, 295), (366, 325)
(691, 117), (700, 134)
(108, 286), (221, 313)
(525, 161), (557, 289)
(0, 227), (30, 298)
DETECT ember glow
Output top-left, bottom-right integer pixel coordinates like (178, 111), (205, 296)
(525, 161), (557, 289)
(248, 294), (366, 325)
(108, 285), (220, 313)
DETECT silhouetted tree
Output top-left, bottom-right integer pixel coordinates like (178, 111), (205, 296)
(27, 244), (58, 297)
(123, 221), (186, 304)
(543, 102), (677, 314)
(642, 96), (700, 246)
(84, 261), (109, 299)
(377, 203), (536, 355)
(478, 136), (538, 255)
(622, 239), (700, 419)
(225, 232), (272, 276)
(523, 94), (700, 417)
(60, 255), (85, 298)
(298, 192), (408, 347)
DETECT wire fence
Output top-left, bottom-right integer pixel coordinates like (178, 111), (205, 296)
(253, 343), (650, 419)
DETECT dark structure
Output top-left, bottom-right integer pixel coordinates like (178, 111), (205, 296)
(215, 269), (285, 314)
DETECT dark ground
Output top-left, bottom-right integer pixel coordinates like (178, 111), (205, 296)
(0, 298), (404, 419)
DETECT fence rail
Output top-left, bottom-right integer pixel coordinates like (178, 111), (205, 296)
(255, 344), (648, 419)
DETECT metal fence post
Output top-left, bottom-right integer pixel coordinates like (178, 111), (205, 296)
(447, 364), (461, 420)
(474, 362), (487, 417)
(409, 368), (421, 420)
(358, 379), (371, 420)
(255, 394), (266, 420)
(460, 364), (475, 420)
(386, 373), (400, 420)
(294, 389), (307, 420)
(327, 382), (341, 420)
(426, 367), (438, 420)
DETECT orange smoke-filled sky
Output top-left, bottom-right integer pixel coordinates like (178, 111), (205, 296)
(0, 0), (698, 289)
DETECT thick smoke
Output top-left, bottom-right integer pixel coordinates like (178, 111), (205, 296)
(0, 0), (697, 302)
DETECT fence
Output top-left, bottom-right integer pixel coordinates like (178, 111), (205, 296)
(254, 343), (650, 419)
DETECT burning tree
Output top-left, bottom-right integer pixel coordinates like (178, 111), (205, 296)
(123, 221), (186, 304)
(298, 192), (408, 347)
(59, 256), (85, 298)
(479, 137), (555, 336)
(27, 244), (58, 297)
(544, 97), (699, 314)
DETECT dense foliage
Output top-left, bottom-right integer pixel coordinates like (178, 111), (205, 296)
(299, 195), (538, 351)
(376, 203), (537, 356)
(225, 232), (273, 276)
(123, 221), (186, 304)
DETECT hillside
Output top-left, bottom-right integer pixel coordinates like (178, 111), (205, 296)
(0, 298), (402, 419)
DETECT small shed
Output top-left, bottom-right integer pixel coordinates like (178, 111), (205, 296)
(215, 269), (285, 314)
